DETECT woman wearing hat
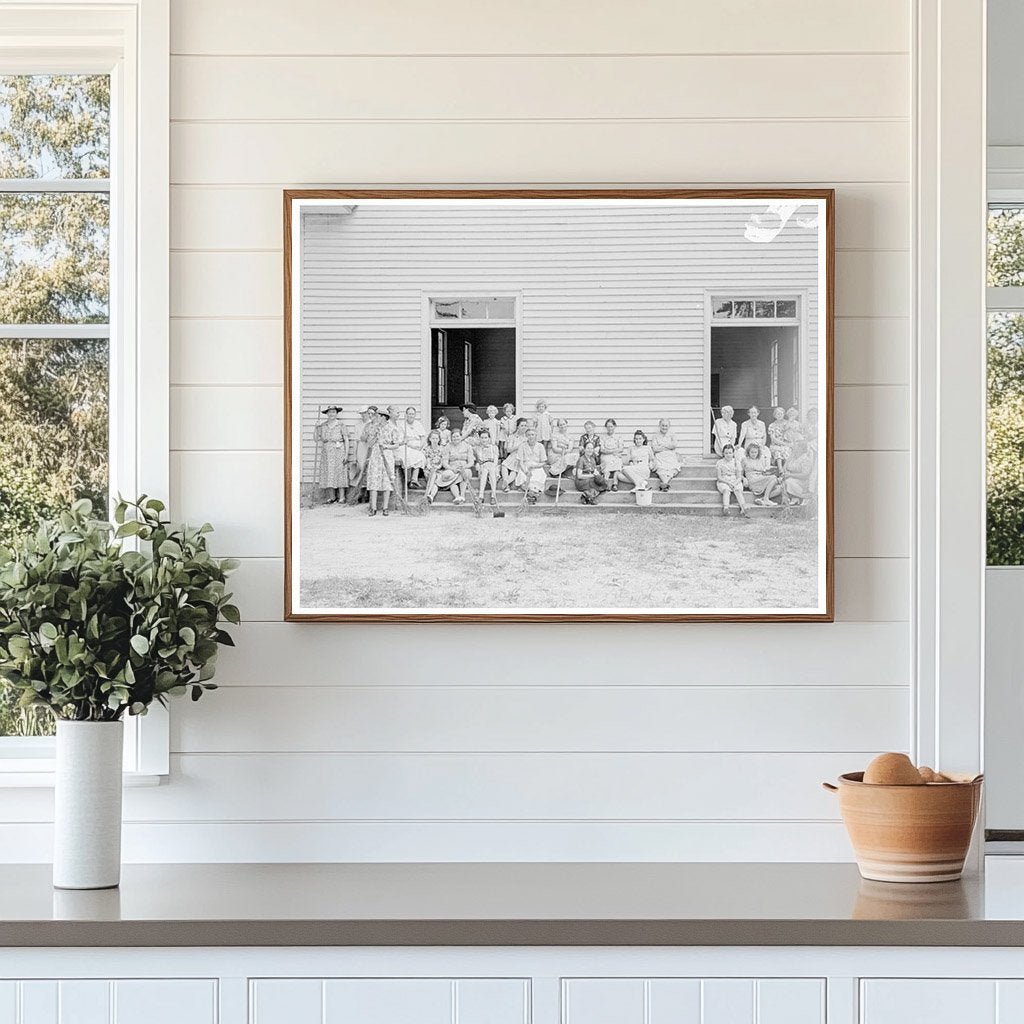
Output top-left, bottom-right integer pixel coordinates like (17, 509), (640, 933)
(314, 405), (349, 504)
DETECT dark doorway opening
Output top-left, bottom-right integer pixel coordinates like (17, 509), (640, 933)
(431, 327), (516, 433)
(709, 325), (799, 449)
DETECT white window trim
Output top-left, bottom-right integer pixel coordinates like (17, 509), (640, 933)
(913, 0), (987, 812)
(0, 0), (169, 782)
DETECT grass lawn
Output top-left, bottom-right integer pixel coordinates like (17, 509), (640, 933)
(298, 504), (820, 612)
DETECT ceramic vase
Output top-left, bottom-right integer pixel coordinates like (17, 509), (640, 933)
(53, 720), (124, 890)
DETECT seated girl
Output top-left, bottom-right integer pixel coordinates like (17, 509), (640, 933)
(712, 405), (738, 455)
(619, 430), (653, 491)
(600, 418), (624, 491)
(547, 418), (572, 477)
(716, 443), (750, 517)
(768, 406), (790, 471)
(650, 418), (681, 491)
(501, 418), (530, 490)
(741, 441), (782, 507)
(474, 426), (500, 506)
(574, 441), (609, 504)
(424, 431), (463, 505)
(513, 427), (549, 504)
(434, 414), (452, 447)
(445, 429), (475, 505)
(738, 405), (767, 451)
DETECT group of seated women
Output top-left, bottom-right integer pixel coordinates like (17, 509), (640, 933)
(315, 399), (817, 515)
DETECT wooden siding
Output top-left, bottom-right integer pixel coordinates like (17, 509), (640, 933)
(298, 202), (820, 475)
(0, 0), (914, 864)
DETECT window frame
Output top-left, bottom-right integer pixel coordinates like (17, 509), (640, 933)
(0, 0), (169, 782)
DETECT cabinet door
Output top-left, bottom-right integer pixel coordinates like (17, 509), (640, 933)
(562, 978), (825, 1024)
(249, 978), (528, 1024)
(861, 980), (1024, 1023)
(0, 980), (216, 1024)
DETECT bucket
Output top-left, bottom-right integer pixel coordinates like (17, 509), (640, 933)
(635, 488), (654, 507)
(823, 772), (982, 883)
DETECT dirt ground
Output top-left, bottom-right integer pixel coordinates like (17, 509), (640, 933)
(298, 504), (820, 612)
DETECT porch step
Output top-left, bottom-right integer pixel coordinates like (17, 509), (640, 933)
(426, 501), (789, 516)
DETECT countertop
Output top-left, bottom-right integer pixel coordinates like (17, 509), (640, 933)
(5, 861), (1024, 947)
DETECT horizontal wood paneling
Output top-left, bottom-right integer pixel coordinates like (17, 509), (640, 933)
(171, 249), (901, 321)
(170, 320), (282, 386)
(167, 313), (912, 390)
(170, 0), (910, 56)
(113, 751), (866, 821)
(208, 622), (910, 687)
(171, 684), (909, 754)
(834, 452), (910, 558)
(171, 54), (908, 121)
(170, 121), (909, 186)
(0, 820), (856, 862)
(226, 555), (909, 623)
(834, 386), (909, 450)
(170, 183), (909, 251)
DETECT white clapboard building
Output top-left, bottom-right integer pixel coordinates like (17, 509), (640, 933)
(298, 200), (822, 480)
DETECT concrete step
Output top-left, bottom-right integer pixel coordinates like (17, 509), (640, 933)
(425, 501), (790, 517)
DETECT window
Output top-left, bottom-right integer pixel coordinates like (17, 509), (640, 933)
(0, 3), (169, 776)
(711, 296), (800, 321)
(0, 76), (111, 739)
(430, 297), (516, 322)
(986, 205), (1024, 565)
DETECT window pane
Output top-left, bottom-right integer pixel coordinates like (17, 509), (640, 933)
(734, 300), (753, 318)
(433, 300), (458, 319)
(988, 206), (1024, 288)
(712, 300), (733, 318)
(0, 192), (109, 323)
(0, 75), (109, 179)
(460, 299), (488, 319)
(776, 299), (797, 318)
(755, 300), (776, 318)
(487, 298), (514, 319)
(987, 312), (1024, 565)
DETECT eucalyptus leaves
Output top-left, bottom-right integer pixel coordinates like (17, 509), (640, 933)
(0, 497), (239, 722)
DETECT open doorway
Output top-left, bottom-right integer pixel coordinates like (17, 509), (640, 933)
(430, 326), (516, 432)
(710, 324), (799, 447)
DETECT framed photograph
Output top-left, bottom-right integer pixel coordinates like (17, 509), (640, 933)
(284, 189), (834, 622)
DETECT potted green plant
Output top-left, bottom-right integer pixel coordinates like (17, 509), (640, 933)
(0, 497), (239, 889)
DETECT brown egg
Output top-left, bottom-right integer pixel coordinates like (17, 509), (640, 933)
(863, 752), (925, 786)
(918, 766), (938, 783)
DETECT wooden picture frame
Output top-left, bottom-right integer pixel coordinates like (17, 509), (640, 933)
(284, 189), (835, 622)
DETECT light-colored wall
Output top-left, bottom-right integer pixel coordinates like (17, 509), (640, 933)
(299, 202), (820, 472)
(2, 0), (914, 861)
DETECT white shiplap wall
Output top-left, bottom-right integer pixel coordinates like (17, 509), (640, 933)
(1, 0), (913, 862)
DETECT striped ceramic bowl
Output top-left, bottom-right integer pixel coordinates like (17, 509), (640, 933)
(823, 772), (983, 883)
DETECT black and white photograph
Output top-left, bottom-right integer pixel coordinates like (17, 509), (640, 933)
(285, 191), (833, 621)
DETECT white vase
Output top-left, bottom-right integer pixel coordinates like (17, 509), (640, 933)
(53, 720), (124, 890)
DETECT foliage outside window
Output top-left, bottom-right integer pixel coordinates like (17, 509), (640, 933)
(987, 207), (1024, 565)
(0, 75), (110, 736)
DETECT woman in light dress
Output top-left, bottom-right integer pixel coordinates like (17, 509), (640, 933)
(782, 440), (815, 506)
(740, 441), (782, 507)
(619, 430), (653, 490)
(365, 406), (401, 517)
(599, 418), (624, 492)
(513, 427), (549, 503)
(712, 405), (738, 455)
(716, 443), (750, 517)
(738, 405), (767, 452)
(650, 418), (680, 491)
(547, 418), (573, 476)
(768, 406), (790, 471)
(445, 429), (475, 505)
(314, 405), (349, 504)
(501, 418), (529, 490)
